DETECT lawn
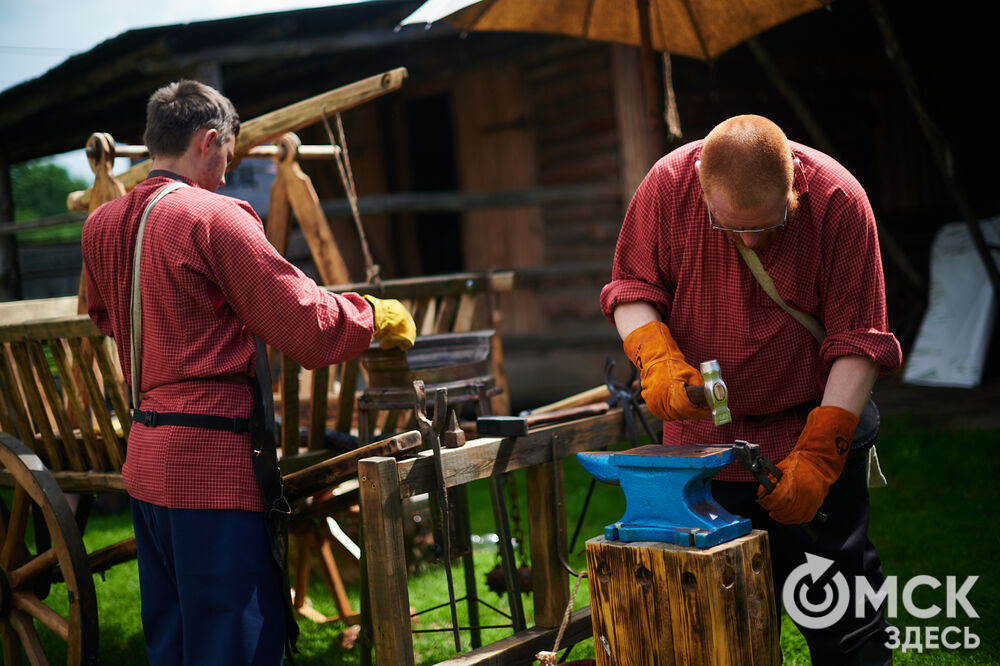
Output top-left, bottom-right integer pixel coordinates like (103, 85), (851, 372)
(7, 413), (999, 664)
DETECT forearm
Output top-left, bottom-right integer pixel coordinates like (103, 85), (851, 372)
(821, 355), (879, 416)
(613, 302), (662, 340)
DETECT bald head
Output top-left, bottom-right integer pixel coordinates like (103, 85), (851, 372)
(698, 115), (794, 212)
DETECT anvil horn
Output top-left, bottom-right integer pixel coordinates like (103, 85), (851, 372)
(576, 451), (620, 483)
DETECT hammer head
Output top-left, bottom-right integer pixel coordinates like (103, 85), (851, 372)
(699, 360), (731, 426)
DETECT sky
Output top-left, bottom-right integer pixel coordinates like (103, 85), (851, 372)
(0, 0), (373, 179)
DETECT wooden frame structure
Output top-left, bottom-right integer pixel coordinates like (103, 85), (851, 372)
(360, 406), (643, 665)
(0, 268), (520, 663)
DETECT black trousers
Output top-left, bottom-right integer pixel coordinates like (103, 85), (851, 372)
(712, 452), (893, 665)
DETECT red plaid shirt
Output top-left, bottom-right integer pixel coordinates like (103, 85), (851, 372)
(600, 141), (902, 481)
(83, 171), (374, 511)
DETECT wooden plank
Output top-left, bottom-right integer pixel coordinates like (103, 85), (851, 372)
(586, 532), (779, 665)
(282, 430), (421, 501)
(452, 293), (478, 333)
(358, 456), (414, 666)
(281, 354), (301, 458)
(10, 341), (61, 467)
(525, 461), (568, 627)
(0, 344), (35, 448)
(335, 359), (358, 435)
(396, 406), (641, 500)
(434, 608), (592, 666)
(417, 299), (437, 337)
(47, 338), (104, 471)
(27, 340), (85, 471)
(280, 155), (351, 286)
(308, 366), (330, 451)
(265, 170), (292, 255)
(453, 63), (543, 336)
(0, 470), (124, 493)
(66, 338), (116, 470)
(88, 336), (131, 440)
(433, 296), (458, 334)
(0, 296), (77, 324)
(0, 315), (99, 343)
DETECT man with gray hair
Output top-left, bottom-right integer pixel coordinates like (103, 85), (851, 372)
(82, 80), (414, 664)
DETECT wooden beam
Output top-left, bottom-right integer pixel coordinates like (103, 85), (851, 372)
(394, 406), (643, 500)
(525, 460), (569, 627)
(281, 430), (421, 501)
(320, 183), (620, 217)
(358, 456), (414, 666)
(434, 608), (593, 666)
(67, 68), (408, 211)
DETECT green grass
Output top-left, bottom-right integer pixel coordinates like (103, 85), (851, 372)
(5, 415), (999, 663)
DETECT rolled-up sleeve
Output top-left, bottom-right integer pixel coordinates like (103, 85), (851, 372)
(818, 182), (902, 372)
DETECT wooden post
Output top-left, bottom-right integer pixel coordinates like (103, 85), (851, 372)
(525, 460), (568, 627)
(358, 456), (414, 666)
(586, 531), (779, 665)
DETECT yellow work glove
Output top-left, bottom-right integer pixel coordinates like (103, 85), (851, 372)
(757, 405), (858, 524)
(623, 321), (707, 422)
(363, 295), (416, 351)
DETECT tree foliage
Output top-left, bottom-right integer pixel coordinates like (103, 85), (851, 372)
(11, 161), (87, 221)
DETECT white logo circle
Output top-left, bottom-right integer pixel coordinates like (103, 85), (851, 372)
(783, 553), (851, 629)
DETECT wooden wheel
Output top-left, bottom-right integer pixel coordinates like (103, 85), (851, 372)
(0, 433), (98, 665)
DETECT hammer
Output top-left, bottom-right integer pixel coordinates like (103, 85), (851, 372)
(684, 360), (732, 426)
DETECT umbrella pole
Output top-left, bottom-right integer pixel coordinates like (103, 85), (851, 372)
(635, 0), (669, 152)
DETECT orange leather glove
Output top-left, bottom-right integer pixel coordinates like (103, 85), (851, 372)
(623, 321), (707, 422)
(363, 295), (416, 351)
(757, 405), (859, 524)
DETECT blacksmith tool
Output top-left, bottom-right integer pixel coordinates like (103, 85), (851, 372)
(474, 403), (609, 437)
(413, 380), (462, 651)
(683, 360), (732, 426)
(576, 444), (752, 548)
(735, 439), (827, 531)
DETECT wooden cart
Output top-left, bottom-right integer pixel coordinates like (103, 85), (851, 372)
(0, 269), (522, 664)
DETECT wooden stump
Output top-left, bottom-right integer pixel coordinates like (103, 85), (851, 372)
(585, 531), (779, 665)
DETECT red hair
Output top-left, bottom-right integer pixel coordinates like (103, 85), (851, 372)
(698, 115), (794, 211)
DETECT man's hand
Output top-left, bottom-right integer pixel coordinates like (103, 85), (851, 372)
(757, 405), (859, 524)
(623, 321), (707, 422)
(363, 295), (416, 351)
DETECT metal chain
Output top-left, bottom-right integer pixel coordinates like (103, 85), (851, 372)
(502, 473), (526, 564)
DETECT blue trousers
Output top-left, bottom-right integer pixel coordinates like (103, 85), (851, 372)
(131, 499), (286, 665)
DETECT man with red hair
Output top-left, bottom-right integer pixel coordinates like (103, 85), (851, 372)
(601, 115), (901, 664)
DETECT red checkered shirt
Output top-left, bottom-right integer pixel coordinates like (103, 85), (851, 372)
(83, 171), (374, 511)
(600, 141), (902, 481)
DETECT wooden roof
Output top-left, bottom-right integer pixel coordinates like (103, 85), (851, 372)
(0, 0), (536, 164)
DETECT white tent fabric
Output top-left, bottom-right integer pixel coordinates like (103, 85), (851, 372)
(902, 216), (1000, 388)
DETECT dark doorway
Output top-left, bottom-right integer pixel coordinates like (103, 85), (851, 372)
(404, 93), (463, 275)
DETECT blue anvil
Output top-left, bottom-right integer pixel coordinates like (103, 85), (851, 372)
(577, 444), (752, 548)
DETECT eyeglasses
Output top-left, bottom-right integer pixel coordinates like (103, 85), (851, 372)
(708, 199), (789, 234)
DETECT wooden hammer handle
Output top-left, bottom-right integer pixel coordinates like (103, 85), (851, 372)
(685, 384), (706, 405)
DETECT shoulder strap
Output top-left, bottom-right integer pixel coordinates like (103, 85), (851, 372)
(735, 243), (826, 344)
(130, 181), (189, 406)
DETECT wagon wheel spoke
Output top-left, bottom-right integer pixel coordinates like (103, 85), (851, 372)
(1, 487), (30, 570)
(0, 433), (98, 665)
(6, 549), (59, 590)
(0, 621), (22, 664)
(12, 591), (69, 641)
(10, 610), (49, 666)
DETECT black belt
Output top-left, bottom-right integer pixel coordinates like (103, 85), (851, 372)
(131, 408), (251, 433)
